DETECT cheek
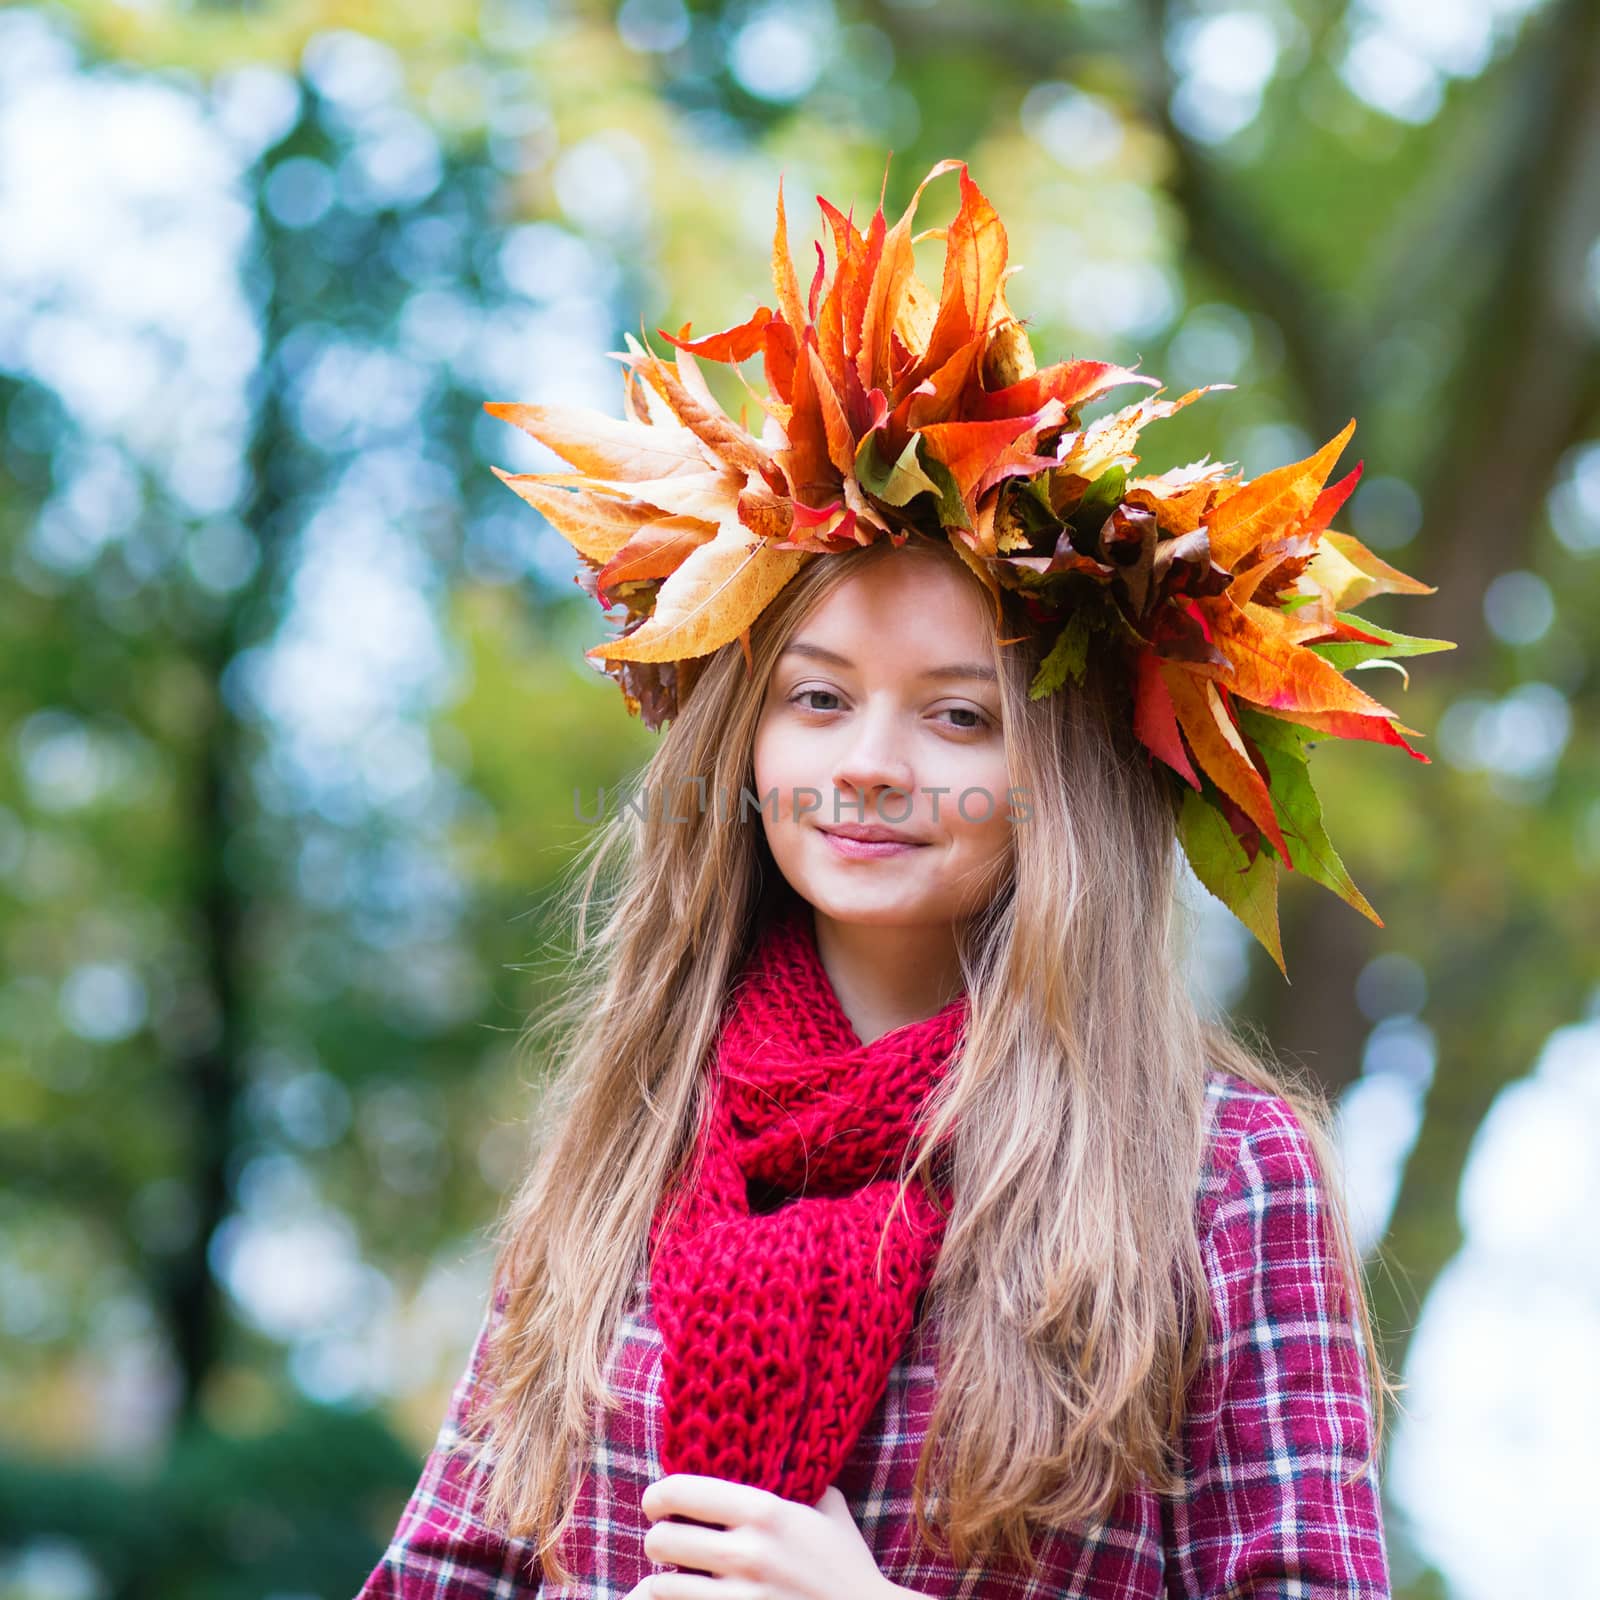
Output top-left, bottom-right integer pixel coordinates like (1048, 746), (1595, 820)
(937, 749), (1013, 836)
(751, 718), (804, 818)
(941, 775), (1015, 876)
(750, 721), (782, 795)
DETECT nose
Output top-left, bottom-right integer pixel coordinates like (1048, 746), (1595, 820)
(829, 701), (917, 825)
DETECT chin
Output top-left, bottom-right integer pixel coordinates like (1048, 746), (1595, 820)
(795, 878), (953, 928)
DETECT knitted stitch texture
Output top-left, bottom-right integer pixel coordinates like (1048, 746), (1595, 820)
(646, 900), (970, 1511)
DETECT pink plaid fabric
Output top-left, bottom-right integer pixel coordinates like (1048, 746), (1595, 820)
(355, 1070), (1391, 1598)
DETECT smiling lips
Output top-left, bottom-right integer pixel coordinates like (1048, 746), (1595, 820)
(816, 823), (928, 860)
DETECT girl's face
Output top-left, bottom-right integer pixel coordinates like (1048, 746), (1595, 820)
(751, 550), (1017, 929)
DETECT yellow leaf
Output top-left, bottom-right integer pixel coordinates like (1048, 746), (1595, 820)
(589, 524), (809, 664)
(620, 335), (772, 480)
(1057, 385), (1231, 485)
(484, 401), (709, 481)
(489, 469), (693, 563)
(772, 173), (808, 336)
(530, 468), (744, 526)
(1304, 529), (1437, 610)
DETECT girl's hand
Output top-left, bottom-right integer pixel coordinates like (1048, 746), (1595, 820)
(634, 1472), (905, 1599)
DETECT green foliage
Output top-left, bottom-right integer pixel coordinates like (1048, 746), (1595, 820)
(1308, 612), (1459, 672)
(0, 1399), (419, 1598)
(853, 431), (943, 509)
(1028, 606), (1096, 697)
(7, 5), (1599, 1599)
(1177, 780), (1283, 973)
(918, 450), (973, 531)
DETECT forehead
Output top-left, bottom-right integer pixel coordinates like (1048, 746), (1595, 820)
(785, 549), (997, 667)
(779, 637), (998, 685)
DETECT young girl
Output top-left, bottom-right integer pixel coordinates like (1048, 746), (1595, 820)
(356, 159), (1429, 1600)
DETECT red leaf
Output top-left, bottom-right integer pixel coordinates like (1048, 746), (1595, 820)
(1134, 648), (1200, 788)
(657, 307), (775, 364)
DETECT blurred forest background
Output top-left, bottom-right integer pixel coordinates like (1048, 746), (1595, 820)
(1, 0), (1597, 1596)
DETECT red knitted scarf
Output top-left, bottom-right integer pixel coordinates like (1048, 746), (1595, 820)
(646, 900), (970, 1510)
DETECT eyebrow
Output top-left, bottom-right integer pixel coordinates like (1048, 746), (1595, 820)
(780, 640), (999, 684)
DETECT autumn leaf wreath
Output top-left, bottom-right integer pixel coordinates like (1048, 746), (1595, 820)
(486, 158), (1453, 974)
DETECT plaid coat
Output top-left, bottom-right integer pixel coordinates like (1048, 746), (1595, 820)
(355, 1070), (1391, 1598)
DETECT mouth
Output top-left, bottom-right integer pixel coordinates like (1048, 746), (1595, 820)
(815, 823), (930, 859)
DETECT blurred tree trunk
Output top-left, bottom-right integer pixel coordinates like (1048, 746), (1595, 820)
(154, 664), (244, 1423)
(148, 131), (301, 1423)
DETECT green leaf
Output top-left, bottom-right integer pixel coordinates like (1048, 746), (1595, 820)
(1177, 786), (1286, 979)
(853, 430), (942, 507)
(1066, 464), (1126, 549)
(1235, 705), (1381, 925)
(918, 450), (972, 530)
(1306, 612), (1457, 671)
(1009, 482), (1063, 540)
(1233, 707), (1317, 755)
(1028, 606), (1095, 698)
(1016, 473), (1058, 520)
(1077, 464), (1126, 519)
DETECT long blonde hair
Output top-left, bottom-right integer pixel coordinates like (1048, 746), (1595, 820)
(462, 536), (1396, 1584)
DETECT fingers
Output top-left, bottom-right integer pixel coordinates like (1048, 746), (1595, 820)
(817, 1485), (849, 1511)
(642, 1472), (785, 1534)
(645, 1516), (762, 1580)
